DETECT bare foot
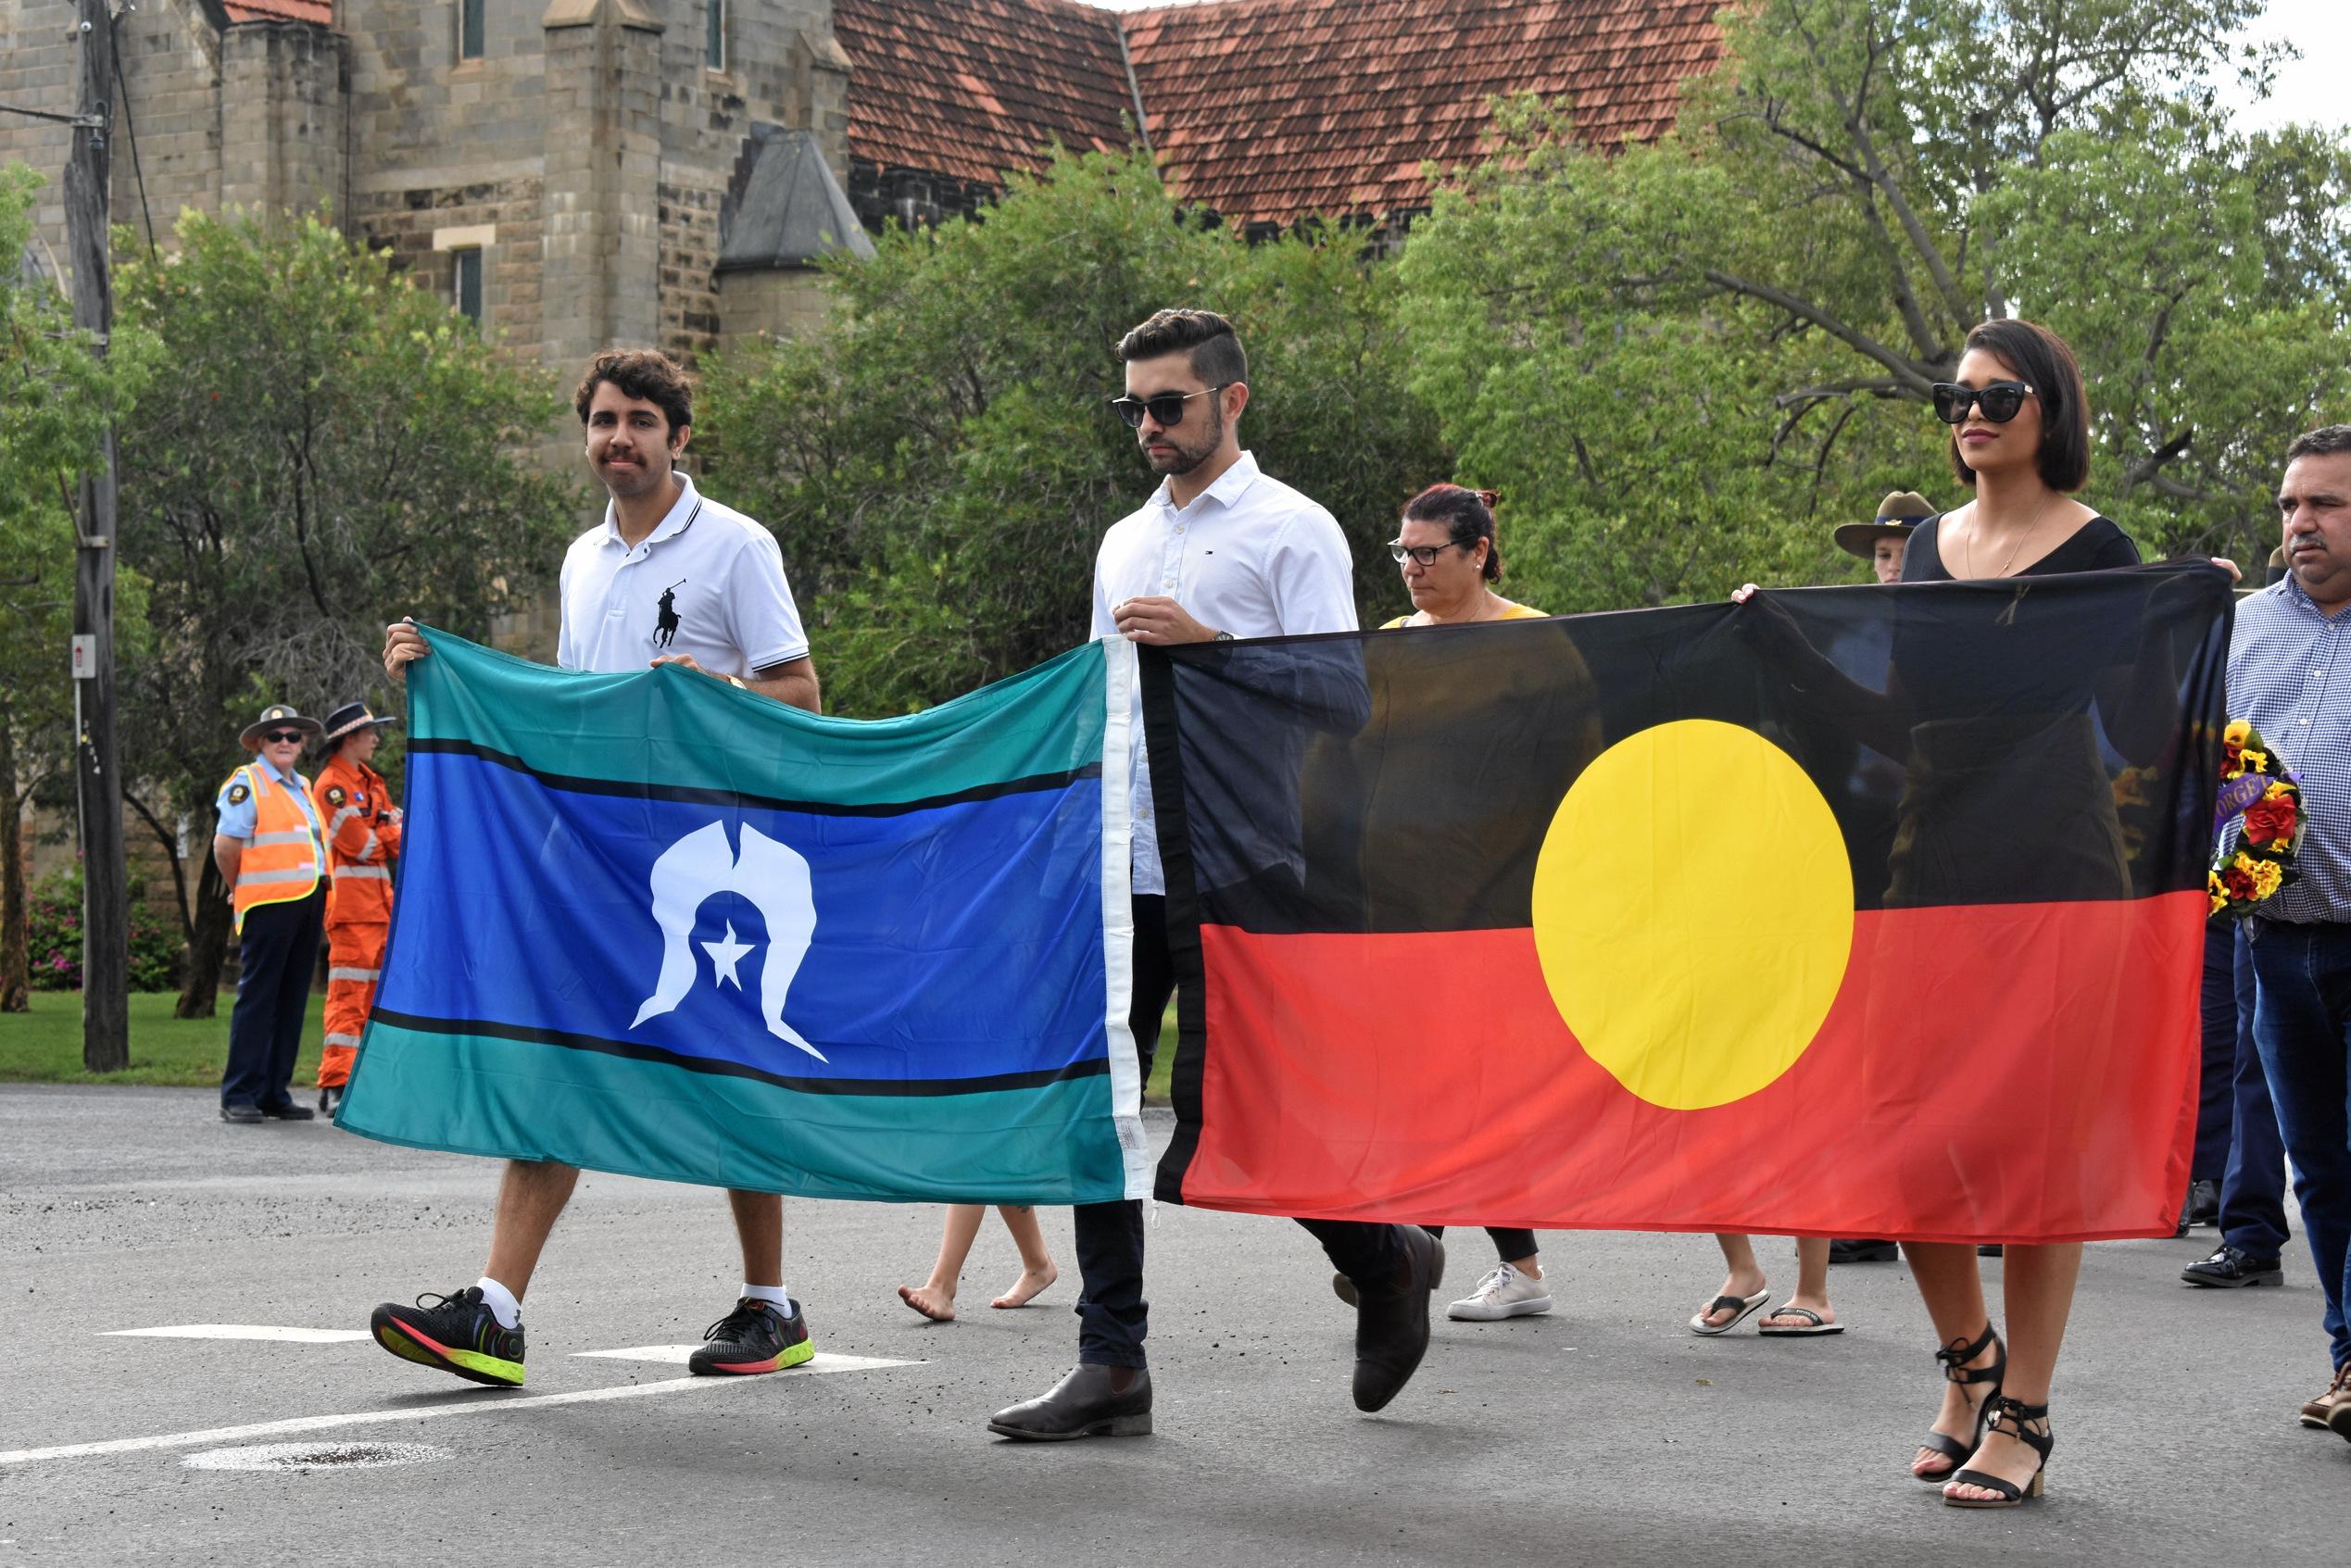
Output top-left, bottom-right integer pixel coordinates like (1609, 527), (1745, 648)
(990, 1262), (1059, 1309)
(897, 1283), (956, 1322)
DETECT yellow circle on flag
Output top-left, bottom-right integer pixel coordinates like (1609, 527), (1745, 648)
(1531, 719), (1854, 1110)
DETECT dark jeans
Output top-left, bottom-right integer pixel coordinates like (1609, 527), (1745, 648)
(1073, 895), (1403, 1368)
(2219, 922), (2291, 1260)
(220, 889), (325, 1110)
(2193, 923), (2240, 1180)
(2247, 919), (2351, 1371)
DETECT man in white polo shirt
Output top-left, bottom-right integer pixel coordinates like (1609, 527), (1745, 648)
(371, 349), (819, 1388)
(987, 308), (1444, 1442)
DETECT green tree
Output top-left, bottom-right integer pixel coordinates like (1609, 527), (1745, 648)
(0, 163), (153, 1012)
(112, 208), (579, 1014)
(1396, 0), (2351, 603)
(698, 150), (1446, 713)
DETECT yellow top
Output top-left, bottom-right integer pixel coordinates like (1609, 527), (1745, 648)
(1380, 602), (1548, 629)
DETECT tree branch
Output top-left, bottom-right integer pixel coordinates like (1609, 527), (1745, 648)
(1701, 268), (1938, 393)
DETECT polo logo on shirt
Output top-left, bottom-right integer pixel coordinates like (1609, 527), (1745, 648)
(654, 579), (685, 648)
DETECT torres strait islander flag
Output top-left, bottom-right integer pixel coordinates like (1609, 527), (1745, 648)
(338, 629), (1151, 1205)
(1145, 563), (2232, 1243)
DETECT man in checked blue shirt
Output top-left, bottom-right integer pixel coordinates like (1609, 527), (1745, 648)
(2232, 424), (2351, 1440)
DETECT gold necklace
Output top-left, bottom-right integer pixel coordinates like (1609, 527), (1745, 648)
(1960, 499), (2061, 580)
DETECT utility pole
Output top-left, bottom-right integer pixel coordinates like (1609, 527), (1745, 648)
(66, 0), (127, 1073)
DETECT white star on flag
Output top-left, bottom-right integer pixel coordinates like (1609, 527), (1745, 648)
(700, 922), (753, 991)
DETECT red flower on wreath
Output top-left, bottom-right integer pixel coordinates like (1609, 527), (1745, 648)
(2243, 793), (2297, 847)
(2221, 862), (2258, 900)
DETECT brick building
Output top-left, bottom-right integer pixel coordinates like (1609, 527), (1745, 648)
(0, 0), (869, 360)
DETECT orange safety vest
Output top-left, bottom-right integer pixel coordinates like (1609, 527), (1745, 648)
(225, 762), (325, 934)
(312, 752), (399, 927)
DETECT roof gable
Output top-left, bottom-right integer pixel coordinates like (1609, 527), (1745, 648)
(221, 0), (335, 24)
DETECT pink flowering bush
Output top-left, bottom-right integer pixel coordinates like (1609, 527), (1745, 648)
(25, 866), (181, 991)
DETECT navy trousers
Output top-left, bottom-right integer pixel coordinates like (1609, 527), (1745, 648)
(2218, 922), (2291, 1260)
(1072, 895), (1402, 1368)
(2247, 919), (2351, 1372)
(220, 888), (324, 1111)
(2192, 923), (2240, 1181)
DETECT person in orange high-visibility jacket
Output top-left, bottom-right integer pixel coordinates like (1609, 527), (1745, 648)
(311, 702), (403, 1115)
(213, 703), (329, 1124)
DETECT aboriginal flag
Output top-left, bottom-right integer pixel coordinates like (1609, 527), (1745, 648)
(1146, 564), (2231, 1242)
(340, 629), (1151, 1206)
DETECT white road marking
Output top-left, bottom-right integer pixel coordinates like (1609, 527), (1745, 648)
(182, 1441), (449, 1472)
(571, 1347), (908, 1370)
(1, 1354), (923, 1467)
(100, 1324), (371, 1344)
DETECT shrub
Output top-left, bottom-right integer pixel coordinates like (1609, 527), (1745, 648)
(25, 864), (182, 992)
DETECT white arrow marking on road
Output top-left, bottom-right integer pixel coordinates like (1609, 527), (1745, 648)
(100, 1324), (372, 1343)
(1, 1353), (924, 1467)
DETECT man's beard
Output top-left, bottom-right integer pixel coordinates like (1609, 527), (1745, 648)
(1142, 403), (1222, 474)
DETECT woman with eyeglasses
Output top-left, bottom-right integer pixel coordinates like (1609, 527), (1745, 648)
(1735, 317), (2145, 1509)
(1364, 484), (1559, 1321)
(1383, 484), (1544, 630)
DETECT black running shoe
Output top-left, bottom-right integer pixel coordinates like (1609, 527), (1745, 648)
(688, 1297), (814, 1376)
(371, 1286), (525, 1386)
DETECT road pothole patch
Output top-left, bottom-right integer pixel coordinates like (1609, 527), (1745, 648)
(182, 1441), (449, 1473)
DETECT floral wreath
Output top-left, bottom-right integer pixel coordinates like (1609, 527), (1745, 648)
(2209, 720), (2301, 920)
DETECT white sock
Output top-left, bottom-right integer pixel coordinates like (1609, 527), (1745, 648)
(741, 1280), (793, 1311)
(474, 1275), (522, 1329)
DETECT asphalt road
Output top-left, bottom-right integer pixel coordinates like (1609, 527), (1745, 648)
(3, 1084), (2344, 1566)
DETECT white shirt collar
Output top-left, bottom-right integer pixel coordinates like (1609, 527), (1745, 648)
(599, 471), (702, 548)
(1151, 450), (1263, 516)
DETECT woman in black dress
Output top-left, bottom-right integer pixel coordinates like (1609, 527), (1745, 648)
(1736, 319), (2140, 1508)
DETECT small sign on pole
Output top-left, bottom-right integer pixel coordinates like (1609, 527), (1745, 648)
(70, 633), (97, 679)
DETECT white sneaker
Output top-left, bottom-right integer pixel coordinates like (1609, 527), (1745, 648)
(1446, 1261), (1552, 1321)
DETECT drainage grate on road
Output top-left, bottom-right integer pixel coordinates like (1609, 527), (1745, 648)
(182, 1441), (449, 1473)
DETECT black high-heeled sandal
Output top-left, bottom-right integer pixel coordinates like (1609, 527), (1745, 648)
(1914, 1323), (2004, 1480)
(1943, 1395), (2052, 1508)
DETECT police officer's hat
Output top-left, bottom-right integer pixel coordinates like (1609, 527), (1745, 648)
(321, 702), (401, 746)
(239, 703), (324, 751)
(1833, 490), (1936, 559)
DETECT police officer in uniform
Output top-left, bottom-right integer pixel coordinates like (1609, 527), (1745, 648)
(312, 702), (402, 1115)
(214, 703), (329, 1124)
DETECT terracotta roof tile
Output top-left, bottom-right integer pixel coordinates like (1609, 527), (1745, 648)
(221, 0), (334, 23)
(835, 0), (1726, 227)
(1122, 0), (1723, 226)
(834, 0), (1139, 188)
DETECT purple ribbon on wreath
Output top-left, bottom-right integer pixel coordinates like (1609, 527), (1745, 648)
(2214, 766), (2298, 838)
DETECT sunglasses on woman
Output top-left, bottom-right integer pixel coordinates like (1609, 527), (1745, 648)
(1930, 381), (2035, 424)
(1106, 384), (1232, 430)
(261, 730), (307, 745)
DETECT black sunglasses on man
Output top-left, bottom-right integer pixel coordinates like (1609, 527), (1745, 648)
(1107, 384), (1234, 430)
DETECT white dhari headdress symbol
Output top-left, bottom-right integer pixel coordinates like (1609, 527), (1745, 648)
(630, 821), (823, 1061)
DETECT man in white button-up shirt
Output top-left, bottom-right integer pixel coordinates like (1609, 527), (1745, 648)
(374, 351), (822, 1389)
(989, 309), (1444, 1442)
